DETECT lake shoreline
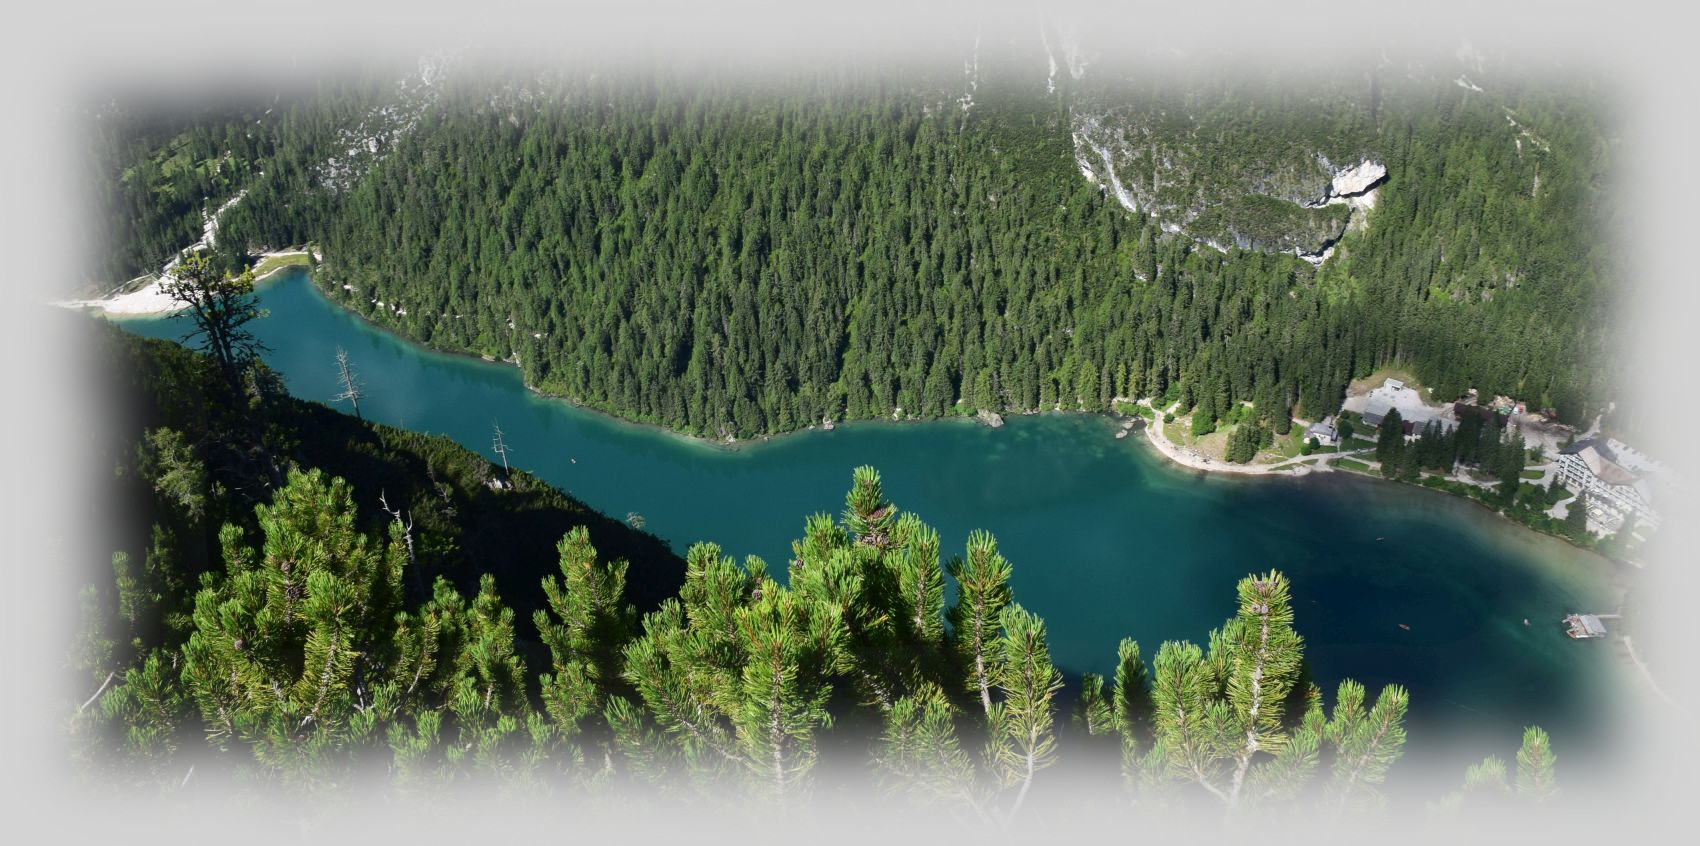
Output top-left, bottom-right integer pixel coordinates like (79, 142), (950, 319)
(299, 267), (1637, 561)
(108, 265), (1631, 567)
(299, 269), (1126, 455)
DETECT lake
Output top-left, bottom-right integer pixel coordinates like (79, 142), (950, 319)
(113, 268), (1631, 792)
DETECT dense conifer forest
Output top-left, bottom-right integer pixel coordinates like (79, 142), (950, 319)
(75, 57), (424, 284)
(78, 46), (1623, 442)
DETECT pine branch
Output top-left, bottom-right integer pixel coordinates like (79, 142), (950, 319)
(1515, 725), (1559, 802)
(766, 656), (788, 811)
(1227, 606), (1272, 806)
(1225, 572), (1300, 809)
(1323, 683), (1409, 822)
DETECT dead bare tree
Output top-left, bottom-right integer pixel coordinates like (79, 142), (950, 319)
(491, 421), (512, 479)
(379, 489), (421, 595)
(333, 346), (364, 420)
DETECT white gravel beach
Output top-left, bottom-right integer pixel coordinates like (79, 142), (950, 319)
(53, 250), (312, 316)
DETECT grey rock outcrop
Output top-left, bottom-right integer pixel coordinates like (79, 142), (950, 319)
(1330, 161), (1387, 198)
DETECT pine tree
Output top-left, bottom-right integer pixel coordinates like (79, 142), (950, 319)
(1192, 395), (1218, 437)
(947, 530), (1013, 715)
(613, 544), (775, 796)
(1318, 679), (1409, 819)
(1376, 409), (1405, 477)
(1109, 638), (1155, 795)
(161, 252), (266, 396)
(178, 468), (407, 789)
(534, 526), (637, 743)
(1073, 673), (1114, 739)
(787, 467), (937, 710)
(876, 682), (993, 825)
(138, 427), (208, 523)
(613, 538), (847, 808)
(439, 574), (532, 782)
(874, 579), (1063, 828)
(1499, 430), (1526, 506)
(986, 604), (1063, 822)
(1515, 726), (1559, 802)
(97, 650), (187, 775)
(1565, 493), (1590, 539)
(727, 589), (843, 810)
(1217, 572), (1307, 806)
(112, 552), (146, 635)
(1429, 726), (1557, 822)
(1110, 571), (1408, 819)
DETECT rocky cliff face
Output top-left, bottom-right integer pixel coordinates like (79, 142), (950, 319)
(1038, 21), (1392, 265)
(1069, 107), (1383, 262)
(1329, 160), (1387, 198)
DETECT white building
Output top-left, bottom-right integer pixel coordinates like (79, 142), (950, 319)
(1555, 438), (1663, 531)
(1305, 418), (1339, 446)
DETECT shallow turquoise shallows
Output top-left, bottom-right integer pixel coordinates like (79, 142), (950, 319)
(114, 269), (1630, 789)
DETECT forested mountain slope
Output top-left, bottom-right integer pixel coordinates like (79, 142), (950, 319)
(72, 56), (430, 286)
(85, 39), (1624, 439)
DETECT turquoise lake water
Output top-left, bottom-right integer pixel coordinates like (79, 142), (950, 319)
(113, 268), (1631, 789)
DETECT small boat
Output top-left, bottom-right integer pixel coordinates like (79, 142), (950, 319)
(1398, 623), (1410, 631)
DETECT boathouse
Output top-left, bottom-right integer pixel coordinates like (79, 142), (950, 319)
(1563, 613), (1608, 639)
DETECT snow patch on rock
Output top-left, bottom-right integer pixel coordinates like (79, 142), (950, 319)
(316, 49), (467, 193)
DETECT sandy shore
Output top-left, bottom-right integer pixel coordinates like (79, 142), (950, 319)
(55, 276), (178, 315)
(53, 250), (313, 316)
